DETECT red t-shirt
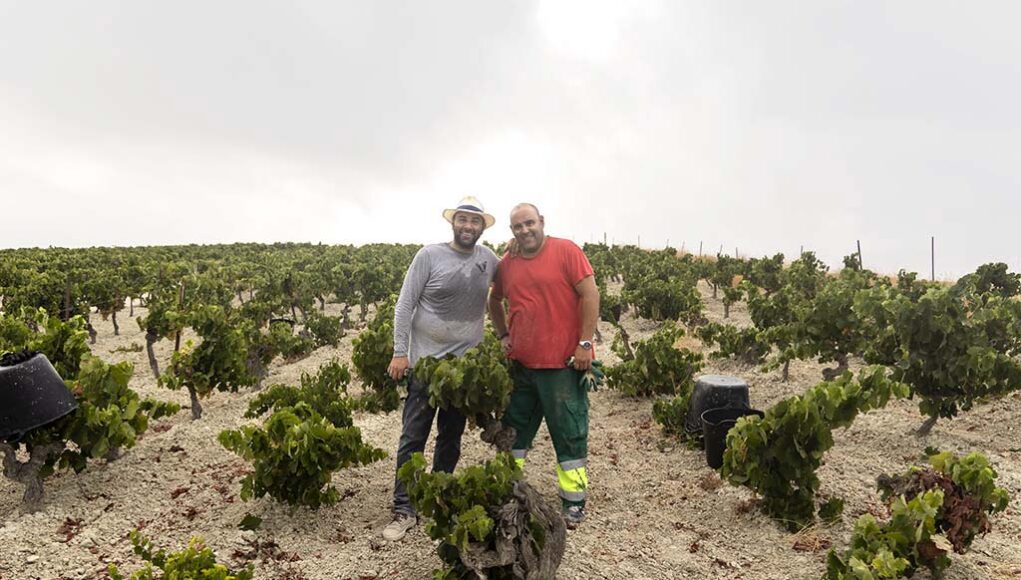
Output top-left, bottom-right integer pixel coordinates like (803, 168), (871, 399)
(492, 237), (594, 368)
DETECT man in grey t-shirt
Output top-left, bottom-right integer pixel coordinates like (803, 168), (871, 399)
(382, 196), (499, 541)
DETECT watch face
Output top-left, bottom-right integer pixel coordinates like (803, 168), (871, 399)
(579, 341), (593, 350)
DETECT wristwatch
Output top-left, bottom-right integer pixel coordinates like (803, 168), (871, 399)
(578, 340), (593, 350)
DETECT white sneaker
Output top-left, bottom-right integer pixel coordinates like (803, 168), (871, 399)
(382, 513), (416, 541)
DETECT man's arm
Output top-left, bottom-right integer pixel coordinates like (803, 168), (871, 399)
(488, 285), (512, 355)
(571, 275), (600, 371)
(388, 250), (429, 380)
(487, 287), (508, 336)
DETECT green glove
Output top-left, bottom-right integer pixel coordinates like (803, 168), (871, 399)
(566, 358), (605, 392)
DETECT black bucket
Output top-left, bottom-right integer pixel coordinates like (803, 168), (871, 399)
(684, 375), (751, 436)
(701, 407), (764, 469)
(0, 351), (78, 442)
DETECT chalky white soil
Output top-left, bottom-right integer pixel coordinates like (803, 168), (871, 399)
(1, 282), (1019, 579)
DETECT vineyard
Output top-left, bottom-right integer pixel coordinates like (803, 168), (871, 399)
(0, 242), (1019, 579)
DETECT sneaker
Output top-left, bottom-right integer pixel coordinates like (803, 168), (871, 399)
(382, 513), (417, 541)
(563, 505), (586, 530)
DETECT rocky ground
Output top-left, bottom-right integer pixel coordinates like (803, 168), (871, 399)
(1, 282), (1020, 579)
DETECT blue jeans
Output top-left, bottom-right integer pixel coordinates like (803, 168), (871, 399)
(392, 373), (467, 516)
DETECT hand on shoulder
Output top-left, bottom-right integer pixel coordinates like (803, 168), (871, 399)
(505, 238), (519, 257)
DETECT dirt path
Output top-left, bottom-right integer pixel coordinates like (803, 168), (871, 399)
(2, 285), (1019, 579)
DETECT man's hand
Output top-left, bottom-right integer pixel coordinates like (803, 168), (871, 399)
(569, 359), (604, 391)
(571, 345), (593, 371)
(500, 335), (512, 356)
(387, 356), (410, 381)
(505, 238), (519, 257)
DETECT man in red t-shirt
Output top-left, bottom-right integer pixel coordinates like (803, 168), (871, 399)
(488, 203), (600, 529)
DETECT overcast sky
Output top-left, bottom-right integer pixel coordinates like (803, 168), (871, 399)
(1, 1), (1019, 277)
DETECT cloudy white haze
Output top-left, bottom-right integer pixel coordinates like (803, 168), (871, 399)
(1, 1), (1018, 278)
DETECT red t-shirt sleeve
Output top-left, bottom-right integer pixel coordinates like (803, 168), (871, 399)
(560, 240), (595, 286)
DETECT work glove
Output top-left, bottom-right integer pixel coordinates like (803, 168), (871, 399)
(566, 358), (604, 392)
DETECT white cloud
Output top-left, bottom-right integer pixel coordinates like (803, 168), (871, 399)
(2, 1), (1020, 276)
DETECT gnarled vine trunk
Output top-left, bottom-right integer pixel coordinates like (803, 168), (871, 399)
(614, 322), (635, 361)
(916, 415), (938, 437)
(188, 385), (203, 420)
(1, 442), (64, 512)
(460, 479), (566, 580)
(246, 347), (270, 390)
(479, 416), (516, 453)
(145, 332), (160, 379)
(821, 353), (849, 381)
(341, 304), (352, 330)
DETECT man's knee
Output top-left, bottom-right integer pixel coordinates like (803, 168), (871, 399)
(397, 411), (435, 452)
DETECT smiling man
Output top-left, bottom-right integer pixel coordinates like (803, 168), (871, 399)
(488, 202), (600, 529)
(382, 196), (499, 541)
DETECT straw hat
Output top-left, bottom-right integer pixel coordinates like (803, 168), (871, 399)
(442, 196), (496, 229)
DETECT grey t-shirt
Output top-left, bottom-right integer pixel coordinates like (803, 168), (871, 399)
(393, 243), (499, 365)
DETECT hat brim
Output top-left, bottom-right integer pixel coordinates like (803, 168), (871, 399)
(443, 208), (496, 229)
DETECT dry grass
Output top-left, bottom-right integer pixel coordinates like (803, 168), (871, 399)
(790, 523), (834, 553)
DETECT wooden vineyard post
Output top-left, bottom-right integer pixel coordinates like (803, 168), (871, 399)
(856, 240), (863, 270)
(174, 282), (186, 353)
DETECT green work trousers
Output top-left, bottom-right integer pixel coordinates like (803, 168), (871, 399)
(502, 361), (589, 507)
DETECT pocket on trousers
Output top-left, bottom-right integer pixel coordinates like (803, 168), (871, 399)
(562, 371), (589, 438)
(565, 401), (588, 434)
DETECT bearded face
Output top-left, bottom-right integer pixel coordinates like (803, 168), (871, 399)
(451, 212), (485, 250)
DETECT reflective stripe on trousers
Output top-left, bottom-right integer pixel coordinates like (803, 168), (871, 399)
(556, 459), (588, 502)
(513, 452), (588, 503)
(512, 449), (527, 470)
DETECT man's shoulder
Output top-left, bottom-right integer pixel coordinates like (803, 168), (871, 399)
(414, 243), (457, 261)
(546, 237), (587, 257)
(477, 244), (499, 261)
(408, 244), (451, 272)
(547, 236), (580, 249)
(420, 242), (451, 255)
